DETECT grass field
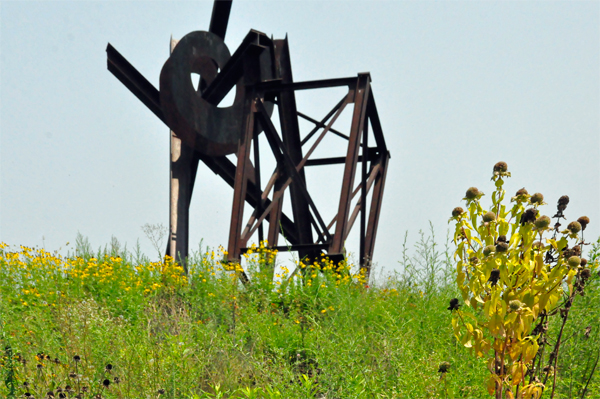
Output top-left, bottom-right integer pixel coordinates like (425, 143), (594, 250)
(1, 230), (599, 398)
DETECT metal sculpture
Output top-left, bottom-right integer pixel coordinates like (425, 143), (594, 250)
(106, 0), (389, 280)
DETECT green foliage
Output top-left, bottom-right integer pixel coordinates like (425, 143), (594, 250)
(0, 228), (598, 398)
(449, 163), (599, 398)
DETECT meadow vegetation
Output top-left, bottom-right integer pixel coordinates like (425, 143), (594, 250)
(0, 228), (598, 398)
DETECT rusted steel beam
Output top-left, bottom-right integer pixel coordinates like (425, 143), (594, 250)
(208, 0), (233, 40)
(254, 77), (357, 94)
(297, 110), (349, 141)
(201, 30), (271, 106)
(330, 74), (371, 255)
(273, 38), (315, 261)
(363, 151), (390, 278)
(106, 44), (164, 122)
(300, 95), (348, 145)
(367, 90), (388, 154)
(304, 148), (379, 166)
(359, 116), (369, 269)
(254, 99), (330, 241)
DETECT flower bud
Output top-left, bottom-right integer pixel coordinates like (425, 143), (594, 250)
(531, 193), (544, 204)
(483, 245), (496, 256)
(496, 242), (509, 253)
(465, 187), (481, 200)
(577, 216), (590, 230)
(534, 216), (551, 229)
(483, 211), (496, 223)
(567, 221), (582, 234)
(515, 188), (529, 197)
(509, 300), (523, 311)
(452, 207), (464, 218)
(493, 162), (508, 173)
(568, 256), (581, 267)
(521, 208), (538, 225)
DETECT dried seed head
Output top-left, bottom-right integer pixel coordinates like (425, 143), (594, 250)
(558, 195), (570, 206)
(577, 216), (590, 230)
(448, 298), (461, 311)
(493, 162), (508, 173)
(25, 393), (32, 398)
(158, 389), (166, 395)
(509, 300), (523, 311)
(465, 187), (481, 200)
(59, 393), (66, 399)
(113, 377), (120, 384)
(73, 355), (81, 363)
(483, 211), (496, 223)
(102, 379), (110, 388)
(584, 326), (592, 339)
(489, 268), (500, 285)
(572, 245), (582, 257)
(69, 372), (77, 379)
(496, 242), (509, 253)
(483, 245), (496, 256)
(452, 207), (464, 218)
(515, 187), (529, 197)
(567, 221), (582, 234)
(581, 258), (588, 267)
(497, 235), (507, 243)
(23, 381), (30, 388)
(531, 193), (544, 204)
(581, 268), (591, 281)
(469, 256), (479, 265)
(568, 256), (581, 268)
(105, 364), (113, 372)
(64, 386), (72, 393)
(438, 361), (451, 373)
(37, 363), (43, 370)
(521, 208), (538, 225)
(534, 216), (551, 229)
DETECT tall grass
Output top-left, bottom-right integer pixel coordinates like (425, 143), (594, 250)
(0, 230), (598, 398)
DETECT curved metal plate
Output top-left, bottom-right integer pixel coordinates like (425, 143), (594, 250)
(160, 31), (244, 156)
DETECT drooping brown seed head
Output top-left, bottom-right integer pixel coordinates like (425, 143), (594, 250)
(465, 187), (481, 200)
(521, 208), (538, 225)
(158, 389), (166, 395)
(452, 207), (464, 218)
(469, 256), (479, 265)
(577, 216), (590, 230)
(489, 268), (500, 285)
(558, 195), (570, 206)
(531, 193), (544, 204)
(557, 195), (570, 211)
(534, 216), (551, 229)
(572, 245), (582, 257)
(438, 361), (451, 373)
(497, 235), (507, 243)
(496, 242), (509, 253)
(103, 379), (110, 388)
(483, 211), (496, 223)
(581, 258), (588, 267)
(581, 268), (591, 281)
(483, 245), (496, 256)
(447, 298), (461, 311)
(493, 162), (508, 173)
(568, 256), (581, 268)
(567, 221), (582, 234)
(73, 355), (81, 363)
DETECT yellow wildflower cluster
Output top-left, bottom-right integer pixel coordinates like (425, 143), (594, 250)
(0, 244), (187, 305)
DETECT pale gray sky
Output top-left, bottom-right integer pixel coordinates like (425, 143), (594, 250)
(1, 1), (598, 274)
